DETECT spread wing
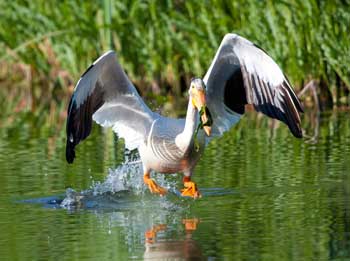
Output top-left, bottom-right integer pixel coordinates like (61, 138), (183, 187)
(204, 33), (303, 138)
(66, 51), (157, 163)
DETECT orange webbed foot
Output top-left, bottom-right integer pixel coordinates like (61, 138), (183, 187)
(143, 173), (167, 196)
(181, 177), (201, 198)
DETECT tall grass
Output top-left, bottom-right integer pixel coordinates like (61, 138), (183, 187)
(0, 0), (349, 117)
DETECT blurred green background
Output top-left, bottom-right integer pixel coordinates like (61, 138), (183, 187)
(0, 0), (349, 125)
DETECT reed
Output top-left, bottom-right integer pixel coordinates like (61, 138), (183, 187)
(0, 0), (349, 117)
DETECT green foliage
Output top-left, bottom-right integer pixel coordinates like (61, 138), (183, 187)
(0, 0), (349, 109)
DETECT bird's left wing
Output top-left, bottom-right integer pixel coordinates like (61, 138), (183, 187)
(66, 51), (157, 163)
(204, 33), (303, 138)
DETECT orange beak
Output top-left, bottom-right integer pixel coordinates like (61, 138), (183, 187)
(192, 89), (212, 136)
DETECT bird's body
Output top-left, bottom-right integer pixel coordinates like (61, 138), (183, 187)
(139, 118), (202, 175)
(138, 104), (206, 176)
(66, 33), (303, 197)
(91, 78), (206, 176)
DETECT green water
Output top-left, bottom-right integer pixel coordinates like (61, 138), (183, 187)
(0, 111), (349, 260)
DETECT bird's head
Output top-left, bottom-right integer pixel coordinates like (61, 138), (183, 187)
(189, 78), (212, 136)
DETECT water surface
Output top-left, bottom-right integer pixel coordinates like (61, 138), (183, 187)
(0, 111), (349, 260)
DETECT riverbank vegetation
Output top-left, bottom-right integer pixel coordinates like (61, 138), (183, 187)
(0, 0), (349, 122)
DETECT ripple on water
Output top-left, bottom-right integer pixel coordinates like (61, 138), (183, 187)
(1, 112), (350, 260)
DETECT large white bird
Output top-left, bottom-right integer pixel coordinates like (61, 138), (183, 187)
(66, 34), (303, 198)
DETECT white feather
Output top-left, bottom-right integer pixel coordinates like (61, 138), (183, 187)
(232, 34), (284, 86)
(92, 97), (155, 150)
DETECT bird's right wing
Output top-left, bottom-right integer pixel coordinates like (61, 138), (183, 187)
(66, 51), (157, 163)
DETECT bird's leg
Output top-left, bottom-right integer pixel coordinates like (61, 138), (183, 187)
(181, 176), (201, 198)
(143, 172), (167, 196)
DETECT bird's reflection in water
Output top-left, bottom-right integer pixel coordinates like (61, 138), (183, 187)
(144, 218), (204, 260)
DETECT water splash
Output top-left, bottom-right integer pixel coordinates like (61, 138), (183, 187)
(60, 188), (86, 208)
(60, 160), (143, 209)
(60, 157), (182, 210)
(91, 160), (144, 196)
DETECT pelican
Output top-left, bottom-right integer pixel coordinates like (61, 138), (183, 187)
(66, 34), (303, 198)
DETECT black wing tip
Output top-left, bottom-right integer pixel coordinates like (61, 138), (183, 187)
(66, 99), (76, 164)
(286, 111), (303, 139)
(286, 102), (303, 139)
(66, 140), (76, 164)
(291, 127), (303, 138)
(286, 109), (303, 139)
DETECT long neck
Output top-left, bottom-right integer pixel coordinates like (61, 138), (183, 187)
(176, 98), (198, 150)
(183, 98), (197, 137)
